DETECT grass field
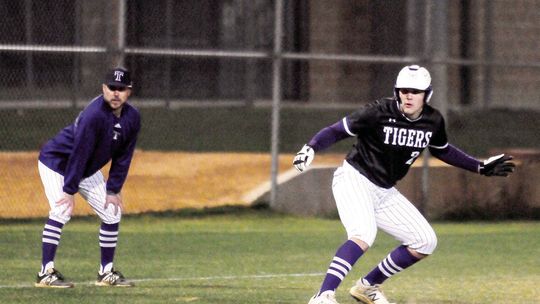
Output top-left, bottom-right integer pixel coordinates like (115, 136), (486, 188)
(0, 207), (539, 303)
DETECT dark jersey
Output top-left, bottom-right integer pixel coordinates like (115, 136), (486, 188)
(39, 95), (141, 195)
(344, 98), (448, 188)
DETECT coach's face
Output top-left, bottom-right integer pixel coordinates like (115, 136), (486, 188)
(398, 88), (425, 120)
(103, 84), (132, 116)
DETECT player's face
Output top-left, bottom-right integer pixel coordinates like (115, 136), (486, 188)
(102, 84), (132, 116)
(398, 88), (425, 119)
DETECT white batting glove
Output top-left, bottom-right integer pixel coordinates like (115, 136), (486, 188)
(293, 144), (315, 172)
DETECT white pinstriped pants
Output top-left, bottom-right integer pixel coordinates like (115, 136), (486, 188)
(332, 161), (437, 255)
(38, 161), (121, 225)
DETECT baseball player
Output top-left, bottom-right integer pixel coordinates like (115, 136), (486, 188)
(35, 67), (140, 288)
(294, 65), (515, 304)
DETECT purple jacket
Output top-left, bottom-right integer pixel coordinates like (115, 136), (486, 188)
(39, 95), (140, 195)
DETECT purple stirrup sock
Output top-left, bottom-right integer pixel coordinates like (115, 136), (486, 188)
(364, 245), (420, 285)
(99, 222), (119, 273)
(318, 240), (364, 294)
(41, 218), (64, 273)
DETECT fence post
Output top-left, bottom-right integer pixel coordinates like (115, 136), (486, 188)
(270, 0), (284, 208)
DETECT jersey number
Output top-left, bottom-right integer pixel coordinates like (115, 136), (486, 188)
(406, 151), (420, 165)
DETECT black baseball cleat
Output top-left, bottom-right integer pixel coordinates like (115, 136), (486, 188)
(35, 268), (74, 288)
(95, 268), (134, 287)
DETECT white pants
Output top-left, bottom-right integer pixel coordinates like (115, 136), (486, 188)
(332, 161), (437, 255)
(38, 161), (121, 224)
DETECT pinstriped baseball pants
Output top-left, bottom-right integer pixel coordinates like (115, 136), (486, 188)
(38, 161), (121, 225)
(332, 161), (437, 255)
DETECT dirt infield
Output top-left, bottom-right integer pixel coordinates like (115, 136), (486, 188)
(1, 150), (343, 219)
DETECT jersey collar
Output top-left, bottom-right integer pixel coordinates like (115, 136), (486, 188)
(394, 100), (423, 122)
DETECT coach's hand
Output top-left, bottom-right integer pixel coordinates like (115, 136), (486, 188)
(105, 192), (124, 216)
(56, 193), (75, 216)
(479, 154), (515, 176)
(293, 144), (315, 172)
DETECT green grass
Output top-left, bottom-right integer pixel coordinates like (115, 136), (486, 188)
(0, 208), (539, 303)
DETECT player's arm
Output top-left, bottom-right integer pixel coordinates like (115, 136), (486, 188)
(63, 114), (98, 195)
(293, 118), (352, 172)
(107, 124), (140, 194)
(106, 110), (140, 215)
(59, 114), (98, 216)
(107, 137), (137, 193)
(428, 114), (514, 177)
(429, 144), (515, 176)
(104, 129), (139, 215)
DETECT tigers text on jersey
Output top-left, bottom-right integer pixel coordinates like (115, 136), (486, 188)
(344, 98), (448, 188)
(39, 95), (141, 195)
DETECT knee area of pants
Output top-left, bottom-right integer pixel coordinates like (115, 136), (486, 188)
(49, 212), (70, 225)
(105, 214), (122, 224)
(99, 207), (122, 223)
(349, 234), (374, 249)
(414, 232), (438, 254)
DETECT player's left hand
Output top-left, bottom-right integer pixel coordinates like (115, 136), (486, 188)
(293, 144), (315, 172)
(479, 154), (515, 176)
(105, 193), (124, 215)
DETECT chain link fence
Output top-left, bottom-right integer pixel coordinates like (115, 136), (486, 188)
(1, 0), (539, 218)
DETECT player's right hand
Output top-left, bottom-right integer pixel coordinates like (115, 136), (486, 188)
(293, 144), (314, 172)
(56, 193), (75, 216)
(478, 154), (515, 176)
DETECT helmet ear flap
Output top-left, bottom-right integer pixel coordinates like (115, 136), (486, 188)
(425, 85), (433, 103)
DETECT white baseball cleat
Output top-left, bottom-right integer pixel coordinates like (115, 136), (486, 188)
(349, 279), (395, 304)
(308, 290), (339, 304)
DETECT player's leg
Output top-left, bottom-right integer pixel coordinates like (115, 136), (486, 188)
(367, 188), (436, 284)
(350, 245), (420, 304)
(35, 161), (74, 288)
(79, 171), (133, 287)
(350, 188), (436, 303)
(308, 162), (378, 304)
(79, 172), (119, 274)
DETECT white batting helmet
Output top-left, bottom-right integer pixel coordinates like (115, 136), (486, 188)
(394, 65), (433, 103)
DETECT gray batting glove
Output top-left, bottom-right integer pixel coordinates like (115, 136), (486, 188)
(478, 154), (515, 176)
(293, 144), (315, 172)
